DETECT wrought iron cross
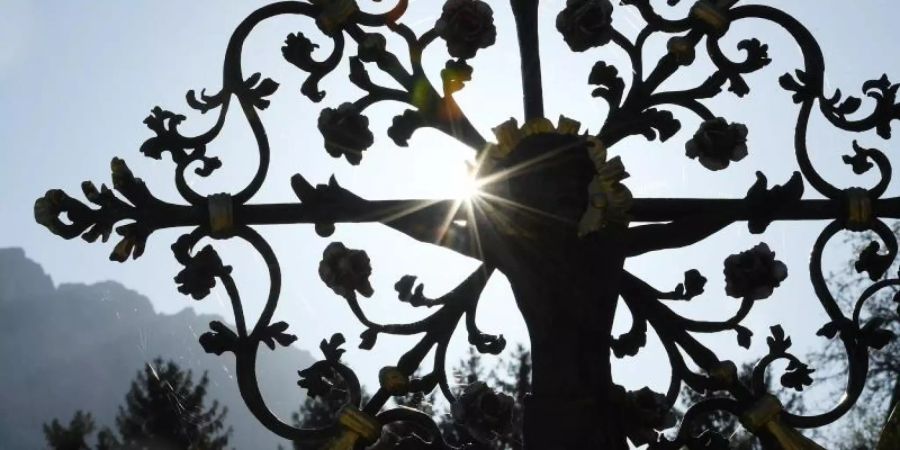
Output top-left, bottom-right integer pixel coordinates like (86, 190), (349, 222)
(33, 0), (900, 448)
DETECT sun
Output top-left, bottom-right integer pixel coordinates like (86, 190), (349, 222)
(454, 173), (484, 201)
(446, 159), (488, 201)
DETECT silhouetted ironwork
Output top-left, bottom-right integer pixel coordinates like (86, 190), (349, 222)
(33, 0), (900, 448)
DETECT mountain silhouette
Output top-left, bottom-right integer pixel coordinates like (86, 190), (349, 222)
(0, 248), (313, 450)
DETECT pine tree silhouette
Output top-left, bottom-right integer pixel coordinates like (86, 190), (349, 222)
(43, 411), (96, 450)
(114, 358), (230, 449)
(44, 358), (230, 450)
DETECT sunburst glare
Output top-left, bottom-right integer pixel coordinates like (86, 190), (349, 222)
(449, 161), (487, 201)
(453, 173), (484, 201)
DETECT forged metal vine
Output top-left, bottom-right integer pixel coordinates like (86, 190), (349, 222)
(33, 0), (900, 448)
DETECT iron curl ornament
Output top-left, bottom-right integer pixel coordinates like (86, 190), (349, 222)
(32, 0), (900, 448)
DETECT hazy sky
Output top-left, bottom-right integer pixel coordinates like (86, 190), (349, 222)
(3, 0), (900, 440)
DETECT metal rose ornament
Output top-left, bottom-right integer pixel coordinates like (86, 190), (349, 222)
(620, 386), (677, 447)
(173, 244), (232, 300)
(319, 242), (374, 299)
(723, 243), (788, 300)
(435, 0), (497, 59)
(450, 381), (515, 443)
(356, 33), (388, 63)
(685, 118), (749, 171)
(318, 103), (374, 165)
(556, 0), (615, 52)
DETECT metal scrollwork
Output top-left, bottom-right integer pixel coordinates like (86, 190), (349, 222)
(34, 0), (900, 448)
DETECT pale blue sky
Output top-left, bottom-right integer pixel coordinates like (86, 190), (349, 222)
(2, 0), (900, 439)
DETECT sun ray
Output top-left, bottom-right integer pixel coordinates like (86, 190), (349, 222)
(476, 139), (582, 188)
(463, 198), (486, 263)
(477, 192), (574, 225)
(374, 198), (448, 225)
(436, 198), (466, 246)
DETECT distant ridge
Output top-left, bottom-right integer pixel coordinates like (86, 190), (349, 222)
(0, 248), (313, 450)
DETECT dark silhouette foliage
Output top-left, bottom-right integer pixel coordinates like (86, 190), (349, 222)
(43, 411), (97, 450)
(44, 358), (230, 450)
(115, 358), (230, 449)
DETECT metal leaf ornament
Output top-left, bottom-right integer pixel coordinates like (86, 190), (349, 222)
(579, 139), (633, 236)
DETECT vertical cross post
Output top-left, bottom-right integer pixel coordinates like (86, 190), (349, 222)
(511, 0), (545, 120)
